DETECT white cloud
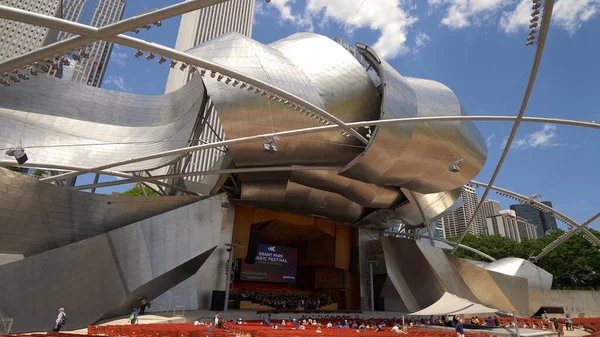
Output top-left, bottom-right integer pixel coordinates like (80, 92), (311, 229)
(428, 0), (506, 29)
(264, 0), (418, 59)
(553, 0), (600, 34)
(111, 45), (128, 66)
(501, 124), (565, 149)
(415, 32), (431, 48)
(105, 75), (129, 92)
(486, 133), (495, 148)
(499, 0), (532, 34)
(432, 0), (600, 34)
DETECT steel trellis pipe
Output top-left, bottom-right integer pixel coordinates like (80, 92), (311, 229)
(16, 115), (597, 183)
(533, 212), (600, 261)
(470, 180), (600, 247)
(452, 0), (555, 253)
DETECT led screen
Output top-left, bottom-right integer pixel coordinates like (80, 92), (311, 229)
(240, 244), (298, 284)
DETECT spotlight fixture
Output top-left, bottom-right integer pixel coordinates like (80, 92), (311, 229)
(5, 147), (28, 165)
(134, 49), (144, 58)
(529, 22), (538, 28)
(532, 1), (541, 9)
(261, 135), (280, 153)
(180, 63), (187, 71)
(217, 74), (224, 81)
(240, 83), (247, 89)
(247, 85), (254, 91)
(18, 73), (29, 80)
(526, 41), (534, 46)
(530, 16), (539, 23)
(61, 57), (70, 66)
(158, 56), (167, 64)
(142, 24), (151, 30)
(233, 80), (240, 87)
(9, 74), (19, 82)
(145, 53), (155, 61)
(0, 78), (10, 86)
(210, 70), (216, 78)
(82, 47), (91, 58)
(40, 64), (50, 72)
(448, 158), (465, 172)
(225, 77), (232, 84)
(189, 65), (197, 73)
(170, 60), (177, 68)
(200, 69), (206, 76)
(531, 9), (540, 16)
(154, 20), (162, 27)
(131, 28), (140, 34)
(72, 53), (81, 61)
(28, 67), (38, 76)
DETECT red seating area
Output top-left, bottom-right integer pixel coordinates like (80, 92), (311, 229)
(222, 321), (489, 337)
(85, 323), (234, 337)
(557, 317), (600, 334)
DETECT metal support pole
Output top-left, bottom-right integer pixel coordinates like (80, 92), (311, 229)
(224, 243), (242, 311)
(367, 260), (377, 312)
(513, 312), (521, 337)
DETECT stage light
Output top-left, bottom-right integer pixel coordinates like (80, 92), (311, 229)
(448, 158), (465, 172)
(0, 78), (10, 86)
(72, 53), (81, 61)
(532, 2), (541, 9)
(180, 63), (188, 71)
(233, 80), (240, 86)
(61, 57), (70, 66)
(260, 91), (267, 96)
(200, 69), (206, 76)
(529, 28), (537, 35)
(134, 49), (144, 58)
(142, 24), (151, 30)
(131, 28), (140, 34)
(261, 143), (277, 153)
(145, 53), (155, 61)
(247, 85), (254, 91)
(217, 74), (224, 81)
(154, 20), (162, 27)
(526, 41), (534, 46)
(210, 70), (216, 78)
(529, 22), (538, 28)
(82, 47), (91, 58)
(225, 77), (232, 84)
(189, 66), (197, 73)
(530, 16), (539, 23)
(240, 83), (247, 89)
(19, 73), (29, 80)
(531, 9), (540, 16)
(158, 56), (167, 64)
(9, 74), (19, 82)
(527, 35), (535, 41)
(5, 147), (28, 165)
(170, 60), (177, 68)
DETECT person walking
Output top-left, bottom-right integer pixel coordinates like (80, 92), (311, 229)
(52, 308), (67, 332)
(214, 312), (219, 327)
(455, 318), (464, 337)
(129, 308), (139, 325)
(140, 296), (148, 315)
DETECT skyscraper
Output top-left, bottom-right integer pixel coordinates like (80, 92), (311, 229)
(541, 201), (558, 233)
(0, 0), (62, 61)
(439, 186), (484, 238)
(510, 201), (558, 236)
(481, 199), (501, 219)
(165, 0), (256, 93)
(53, 0), (126, 87)
(485, 210), (521, 242)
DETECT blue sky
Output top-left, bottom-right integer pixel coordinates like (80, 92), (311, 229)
(92, 0), (599, 229)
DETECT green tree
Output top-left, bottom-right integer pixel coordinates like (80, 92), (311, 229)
(450, 229), (600, 290)
(32, 169), (47, 178)
(121, 185), (159, 197)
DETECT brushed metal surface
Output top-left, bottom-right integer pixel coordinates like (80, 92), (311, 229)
(382, 237), (552, 316)
(485, 257), (553, 315)
(0, 75), (205, 171)
(0, 167), (202, 256)
(342, 44), (487, 194)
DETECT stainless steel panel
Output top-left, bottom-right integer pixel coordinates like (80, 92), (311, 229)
(485, 257), (553, 315)
(187, 33), (366, 168)
(0, 167), (202, 256)
(0, 75), (205, 171)
(342, 45), (487, 194)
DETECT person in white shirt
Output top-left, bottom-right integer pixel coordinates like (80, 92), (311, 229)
(214, 312), (219, 327)
(194, 319), (202, 326)
(53, 308), (66, 332)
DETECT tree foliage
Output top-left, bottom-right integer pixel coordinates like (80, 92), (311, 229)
(121, 185), (159, 197)
(451, 230), (600, 290)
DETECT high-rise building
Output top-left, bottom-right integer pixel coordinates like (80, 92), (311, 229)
(541, 201), (558, 233)
(510, 201), (558, 236)
(485, 210), (521, 242)
(52, 0), (126, 87)
(165, 0), (256, 93)
(0, 0), (62, 61)
(485, 210), (538, 242)
(439, 186), (484, 238)
(481, 199), (501, 219)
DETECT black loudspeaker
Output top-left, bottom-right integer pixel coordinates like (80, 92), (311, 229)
(348, 245), (359, 273)
(210, 290), (225, 311)
(245, 230), (261, 264)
